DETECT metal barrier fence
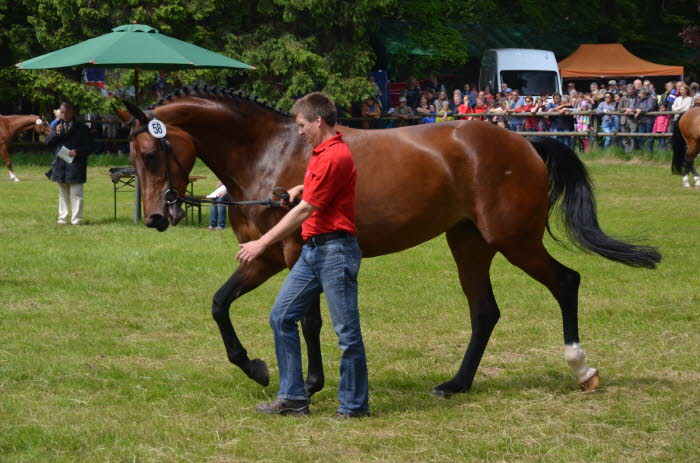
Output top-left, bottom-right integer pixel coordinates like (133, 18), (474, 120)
(338, 110), (684, 150)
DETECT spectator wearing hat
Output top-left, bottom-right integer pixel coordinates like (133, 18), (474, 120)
(635, 87), (657, 152)
(596, 92), (617, 149)
(394, 96), (414, 127)
(608, 80), (619, 94)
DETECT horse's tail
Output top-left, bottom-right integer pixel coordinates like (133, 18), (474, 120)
(671, 112), (687, 175)
(529, 136), (661, 269)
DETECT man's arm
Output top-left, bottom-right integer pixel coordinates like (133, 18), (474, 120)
(236, 200), (317, 263)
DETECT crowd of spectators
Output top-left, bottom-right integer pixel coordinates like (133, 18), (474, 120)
(354, 74), (700, 153)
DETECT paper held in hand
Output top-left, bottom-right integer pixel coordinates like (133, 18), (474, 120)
(206, 185), (227, 198)
(56, 146), (74, 164)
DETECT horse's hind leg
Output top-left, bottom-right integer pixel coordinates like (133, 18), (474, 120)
(0, 146), (18, 182)
(301, 296), (325, 398)
(433, 222), (499, 398)
(499, 238), (600, 391)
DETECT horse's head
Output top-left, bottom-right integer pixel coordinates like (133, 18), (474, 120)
(33, 116), (51, 135)
(115, 101), (196, 232)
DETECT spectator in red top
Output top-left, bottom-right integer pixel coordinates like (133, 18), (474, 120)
(237, 92), (368, 419)
(456, 95), (473, 119)
(471, 96), (489, 120)
(513, 96), (537, 131)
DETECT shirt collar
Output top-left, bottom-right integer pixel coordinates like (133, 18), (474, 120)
(312, 132), (343, 155)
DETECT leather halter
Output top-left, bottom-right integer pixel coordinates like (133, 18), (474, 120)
(128, 111), (296, 210)
(128, 110), (183, 204)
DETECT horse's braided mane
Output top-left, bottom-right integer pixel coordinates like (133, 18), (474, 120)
(146, 85), (289, 117)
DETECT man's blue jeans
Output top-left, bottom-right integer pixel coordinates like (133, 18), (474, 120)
(269, 235), (368, 415)
(601, 119), (616, 148)
(638, 121), (653, 152)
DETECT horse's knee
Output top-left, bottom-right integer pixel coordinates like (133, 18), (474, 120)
(212, 288), (232, 322)
(301, 312), (322, 335)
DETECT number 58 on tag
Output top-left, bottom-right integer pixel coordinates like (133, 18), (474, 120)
(148, 119), (167, 138)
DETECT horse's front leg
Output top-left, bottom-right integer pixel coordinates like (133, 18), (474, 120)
(301, 296), (324, 398)
(212, 258), (283, 386)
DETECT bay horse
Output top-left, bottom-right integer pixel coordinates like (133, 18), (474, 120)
(0, 115), (51, 182)
(671, 107), (700, 188)
(115, 86), (660, 399)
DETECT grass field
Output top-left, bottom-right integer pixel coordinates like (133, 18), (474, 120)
(1, 156), (699, 462)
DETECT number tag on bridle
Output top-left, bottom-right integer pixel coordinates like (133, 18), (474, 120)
(147, 119), (167, 138)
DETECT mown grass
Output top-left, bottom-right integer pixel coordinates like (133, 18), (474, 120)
(1, 157), (698, 462)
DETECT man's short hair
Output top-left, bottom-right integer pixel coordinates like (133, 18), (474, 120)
(59, 102), (74, 110)
(291, 92), (337, 127)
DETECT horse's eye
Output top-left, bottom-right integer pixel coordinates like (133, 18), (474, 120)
(143, 151), (157, 162)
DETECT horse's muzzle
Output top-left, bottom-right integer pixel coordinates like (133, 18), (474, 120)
(147, 213), (170, 232)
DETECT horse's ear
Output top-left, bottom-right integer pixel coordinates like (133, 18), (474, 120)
(122, 100), (148, 124)
(112, 103), (132, 122)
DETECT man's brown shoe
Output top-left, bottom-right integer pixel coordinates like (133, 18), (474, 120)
(255, 398), (309, 416)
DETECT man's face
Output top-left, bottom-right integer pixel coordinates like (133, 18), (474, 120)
(295, 113), (322, 148)
(453, 95), (462, 104)
(554, 95), (561, 104)
(501, 83), (508, 91)
(60, 105), (74, 121)
(634, 79), (642, 90)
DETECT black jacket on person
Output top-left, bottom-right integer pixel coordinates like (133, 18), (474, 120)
(45, 120), (92, 184)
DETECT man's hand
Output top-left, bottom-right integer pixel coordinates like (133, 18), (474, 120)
(69, 149), (77, 157)
(283, 184), (303, 208)
(236, 239), (267, 263)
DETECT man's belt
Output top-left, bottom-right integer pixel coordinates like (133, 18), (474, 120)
(304, 231), (350, 247)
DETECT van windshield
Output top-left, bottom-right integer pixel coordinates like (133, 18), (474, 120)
(500, 71), (559, 96)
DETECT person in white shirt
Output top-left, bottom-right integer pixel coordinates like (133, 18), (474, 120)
(672, 83), (693, 118)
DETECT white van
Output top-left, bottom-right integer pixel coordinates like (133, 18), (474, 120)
(479, 48), (562, 98)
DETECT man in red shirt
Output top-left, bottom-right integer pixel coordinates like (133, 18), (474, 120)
(236, 92), (368, 418)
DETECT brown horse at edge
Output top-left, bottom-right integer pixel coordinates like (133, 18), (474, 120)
(672, 107), (700, 188)
(0, 115), (51, 182)
(115, 86), (661, 399)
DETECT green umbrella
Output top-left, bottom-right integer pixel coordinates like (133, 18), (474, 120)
(16, 24), (254, 103)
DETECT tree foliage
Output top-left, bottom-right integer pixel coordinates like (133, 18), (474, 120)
(1, 0), (698, 113)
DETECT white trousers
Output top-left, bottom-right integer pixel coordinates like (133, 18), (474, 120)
(57, 183), (84, 225)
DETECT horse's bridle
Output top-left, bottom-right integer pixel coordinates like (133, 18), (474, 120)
(128, 110), (183, 205)
(127, 111), (296, 209)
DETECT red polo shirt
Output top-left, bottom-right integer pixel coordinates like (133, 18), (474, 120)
(301, 132), (357, 240)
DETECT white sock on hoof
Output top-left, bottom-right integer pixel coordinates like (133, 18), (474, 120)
(9, 171), (19, 182)
(683, 175), (690, 188)
(564, 343), (597, 384)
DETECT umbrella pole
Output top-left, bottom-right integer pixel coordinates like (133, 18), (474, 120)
(134, 65), (140, 106)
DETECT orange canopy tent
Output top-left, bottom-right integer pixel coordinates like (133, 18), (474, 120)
(558, 44), (683, 78)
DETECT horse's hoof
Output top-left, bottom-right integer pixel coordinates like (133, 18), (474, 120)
(580, 372), (601, 392)
(247, 358), (270, 387)
(432, 381), (468, 398)
(304, 376), (324, 399)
